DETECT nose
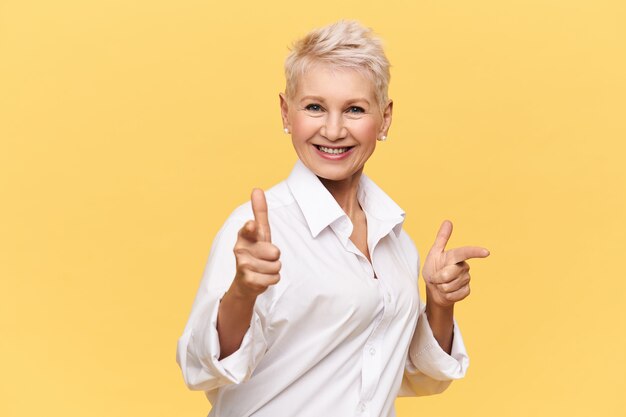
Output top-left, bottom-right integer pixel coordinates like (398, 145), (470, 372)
(320, 113), (347, 141)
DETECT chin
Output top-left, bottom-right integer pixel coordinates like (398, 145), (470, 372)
(308, 161), (362, 182)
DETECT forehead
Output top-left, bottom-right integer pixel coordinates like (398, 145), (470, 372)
(295, 63), (376, 101)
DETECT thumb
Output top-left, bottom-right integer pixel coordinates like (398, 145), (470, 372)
(429, 220), (453, 255)
(251, 188), (271, 242)
(238, 219), (258, 243)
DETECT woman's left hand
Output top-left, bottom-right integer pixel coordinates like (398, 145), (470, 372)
(421, 220), (490, 308)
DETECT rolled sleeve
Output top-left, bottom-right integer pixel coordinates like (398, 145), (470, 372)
(177, 290), (268, 391)
(399, 307), (470, 397)
(408, 307), (469, 379)
(176, 210), (269, 392)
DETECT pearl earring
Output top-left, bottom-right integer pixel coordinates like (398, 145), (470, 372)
(284, 128), (290, 134)
(378, 135), (387, 141)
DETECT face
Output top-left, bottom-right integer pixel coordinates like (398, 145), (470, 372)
(280, 63), (392, 183)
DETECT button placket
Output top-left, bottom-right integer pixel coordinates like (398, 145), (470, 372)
(360, 289), (394, 402)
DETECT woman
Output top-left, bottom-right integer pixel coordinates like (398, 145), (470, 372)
(177, 20), (489, 417)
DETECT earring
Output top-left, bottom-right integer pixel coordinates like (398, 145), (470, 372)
(378, 135), (387, 141)
(284, 128), (290, 134)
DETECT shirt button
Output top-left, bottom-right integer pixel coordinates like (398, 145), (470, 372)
(369, 347), (376, 355)
(359, 402), (367, 412)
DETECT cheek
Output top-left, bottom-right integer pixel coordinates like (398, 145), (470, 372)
(291, 114), (316, 137)
(352, 119), (379, 141)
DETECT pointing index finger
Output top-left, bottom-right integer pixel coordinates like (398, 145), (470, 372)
(251, 188), (271, 242)
(446, 246), (490, 265)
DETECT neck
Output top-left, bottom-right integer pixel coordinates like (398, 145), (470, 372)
(318, 167), (364, 218)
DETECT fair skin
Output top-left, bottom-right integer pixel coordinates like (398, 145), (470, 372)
(281, 63), (391, 263)
(216, 63), (489, 359)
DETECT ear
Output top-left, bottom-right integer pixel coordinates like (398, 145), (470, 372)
(279, 92), (291, 131)
(379, 99), (393, 137)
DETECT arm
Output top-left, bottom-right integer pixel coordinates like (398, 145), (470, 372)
(424, 302), (454, 354)
(217, 286), (258, 360)
(176, 189), (280, 391)
(421, 219), (488, 353)
(218, 188), (280, 359)
(398, 221), (488, 396)
(175, 215), (263, 392)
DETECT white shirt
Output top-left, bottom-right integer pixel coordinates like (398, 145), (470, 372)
(176, 160), (469, 417)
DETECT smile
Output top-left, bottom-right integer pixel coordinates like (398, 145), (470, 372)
(314, 145), (354, 154)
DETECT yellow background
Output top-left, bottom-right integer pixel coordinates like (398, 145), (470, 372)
(2, 0), (625, 416)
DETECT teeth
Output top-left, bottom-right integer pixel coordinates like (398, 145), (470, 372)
(317, 145), (350, 154)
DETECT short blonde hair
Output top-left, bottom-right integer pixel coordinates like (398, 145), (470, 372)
(284, 20), (391, 114)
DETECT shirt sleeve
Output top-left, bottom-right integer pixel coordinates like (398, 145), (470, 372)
(395, 229), (470, 397)
(176, 212), (269, 392)
(398, 302), (470, 396)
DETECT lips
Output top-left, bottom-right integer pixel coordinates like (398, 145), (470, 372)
(314, 144), (353, 154)
(312, 144), (355, 160)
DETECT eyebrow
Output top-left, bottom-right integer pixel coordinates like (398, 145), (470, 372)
(299, 95), (370, 105)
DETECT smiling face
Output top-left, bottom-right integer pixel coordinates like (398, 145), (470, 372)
(280, 63), (392, 183)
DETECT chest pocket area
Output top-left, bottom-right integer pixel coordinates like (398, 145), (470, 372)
(267, 241), (383, 346)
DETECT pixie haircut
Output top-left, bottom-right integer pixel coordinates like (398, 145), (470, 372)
(284, 20), (391, 114)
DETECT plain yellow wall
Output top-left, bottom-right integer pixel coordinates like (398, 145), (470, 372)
(2, 1), (625, 416)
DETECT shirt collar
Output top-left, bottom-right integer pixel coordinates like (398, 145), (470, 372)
(286, 159), (406, 239)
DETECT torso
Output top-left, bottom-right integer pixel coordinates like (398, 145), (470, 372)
(198, 170), (421, 416)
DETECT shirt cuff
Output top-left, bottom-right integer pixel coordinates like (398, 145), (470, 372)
(188, 290), (268, 385)
(407, 307), (470, 380)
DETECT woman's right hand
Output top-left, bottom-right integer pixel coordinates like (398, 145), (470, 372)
(231, 188), (281, 299)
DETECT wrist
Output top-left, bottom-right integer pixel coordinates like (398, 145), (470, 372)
(425, 287), (455, 316)
(425, 302), (454, 322)
(227, 281), (258, 304)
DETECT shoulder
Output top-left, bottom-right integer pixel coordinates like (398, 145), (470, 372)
(397, 228), (418, 254)
(396, 228), (421, 275)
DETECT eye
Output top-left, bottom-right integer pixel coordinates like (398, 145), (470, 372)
(305, 104), (322, 112)
(347, 106), (365, 113)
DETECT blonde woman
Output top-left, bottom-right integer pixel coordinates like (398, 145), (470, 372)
(177, 19), (490, 417)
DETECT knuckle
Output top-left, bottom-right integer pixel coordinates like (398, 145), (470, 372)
(253, 281), (268, 292)
(245, 270), (258, 281)
(239, 220), (252, 233)
(243, 275), (263, 290)
(270, 273), (281, 285)
(260, 242), (279, 256)
(233, 246), (246, 257)
(238, 259), (252, 270)
(263, 243), (280, 259)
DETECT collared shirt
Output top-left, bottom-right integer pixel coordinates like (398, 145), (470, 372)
(176, 160), (469, 417)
